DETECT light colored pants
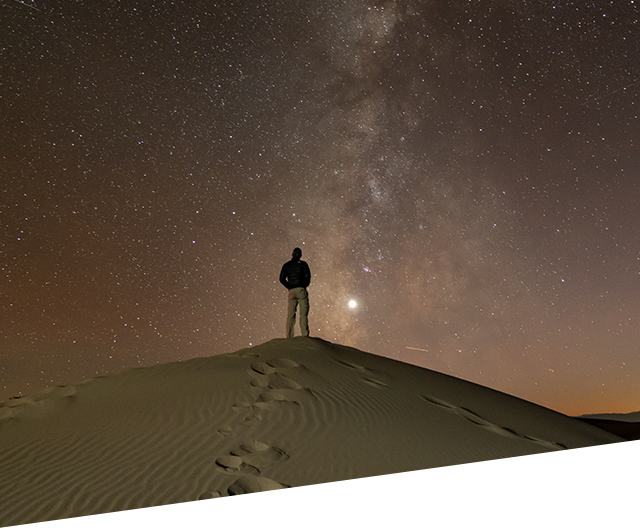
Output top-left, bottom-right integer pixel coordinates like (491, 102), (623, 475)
(286, 287), (309, 338)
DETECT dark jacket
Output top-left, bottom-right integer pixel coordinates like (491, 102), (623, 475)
(279, 258), (311, 290)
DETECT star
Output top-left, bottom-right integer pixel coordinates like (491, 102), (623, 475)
(1, 0), (639, 417)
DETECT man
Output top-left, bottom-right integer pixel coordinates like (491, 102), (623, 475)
(279, 247), (311, 338)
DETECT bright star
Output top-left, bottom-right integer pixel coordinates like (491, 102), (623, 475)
(348, 300), (357, 309)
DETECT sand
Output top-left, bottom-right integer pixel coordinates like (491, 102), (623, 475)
(0, 337), (624, 527)
(576, 417), (640, 441)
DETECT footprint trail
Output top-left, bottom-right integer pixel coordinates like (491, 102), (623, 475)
(421, 395), (567, 450)
(206, 355), (317, 498)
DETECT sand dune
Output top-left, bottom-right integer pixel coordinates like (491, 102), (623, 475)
(0, 337), (623, 527)
(576, 417), (640, 441)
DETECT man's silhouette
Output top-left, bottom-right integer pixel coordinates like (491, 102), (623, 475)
(279, 247), (311, 338)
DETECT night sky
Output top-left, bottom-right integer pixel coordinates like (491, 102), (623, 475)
(2, 0), (639, 416)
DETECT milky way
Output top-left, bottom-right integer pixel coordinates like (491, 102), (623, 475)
(2, 0), (639, 415)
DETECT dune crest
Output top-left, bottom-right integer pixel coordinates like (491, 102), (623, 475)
(0, 337), (621, 526)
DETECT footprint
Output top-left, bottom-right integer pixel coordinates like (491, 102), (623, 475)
(249, 363), (303, 389)
(247, 357), (316, 408)
(266, 357), (300, 369)
(420, 395), (523, 438)
(35, 385), (77, 401)
(333, 358), (391, 388)
(230, 357), (320, 428)
(266, 373), (303, 390)
(235, 349), (258, 358)
(456, 407), (524, 439)
(232, 402), (264, 425)
(420, 395), (457, 410)
(198, 491), (222, 513)
(217, 425), (235, 437)
(227, 476), (311, 521)
(362, 377), (389, 388)
(520, 435), (566, 450)
(420, 395), (611, 466)
(456, 407), (565, 448)
(216, 439), (288, 474)
(231, 439), (289, 468)
(250, 376), (270, 388)
(332, 358), (367, 370)
(239, 412), (263, 426)
(216, 455), (260, 473)
(1, 397), (28, 409)
(255, 386), (313, 406)
(456, 407), (496, 427)
(250, 362), (276, 375)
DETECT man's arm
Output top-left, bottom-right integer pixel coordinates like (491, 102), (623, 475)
(279, 264), (290, 289)
(302, 261), (311, 288)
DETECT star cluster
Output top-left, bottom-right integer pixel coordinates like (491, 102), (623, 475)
(2, 0), (639, 415)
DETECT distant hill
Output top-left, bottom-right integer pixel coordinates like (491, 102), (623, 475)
(579, 411), (640, 423)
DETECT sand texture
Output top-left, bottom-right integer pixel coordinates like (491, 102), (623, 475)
(0, 337), (622, 526)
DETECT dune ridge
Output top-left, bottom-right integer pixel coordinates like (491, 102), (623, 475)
(0, 337), (622, 526)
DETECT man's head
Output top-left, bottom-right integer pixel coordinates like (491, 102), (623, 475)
(292, 247), (302, 259)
